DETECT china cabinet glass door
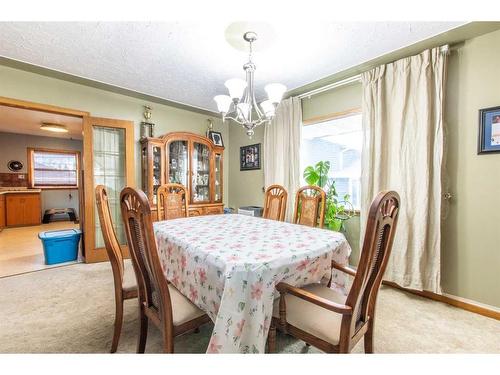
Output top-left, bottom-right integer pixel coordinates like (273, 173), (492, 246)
(214, 153), (222, 202)
(168, 140), (188, 187)
(152, 145), (162, 204)
(191, 142), (210, 203)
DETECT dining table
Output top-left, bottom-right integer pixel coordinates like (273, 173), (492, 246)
(153, 213), (352, 353)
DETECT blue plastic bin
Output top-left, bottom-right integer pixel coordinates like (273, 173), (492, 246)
(38, 229), (81, 265)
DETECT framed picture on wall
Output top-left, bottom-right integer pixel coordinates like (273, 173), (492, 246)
(240, 143), (261, 171)
(478, 106), (500, 154)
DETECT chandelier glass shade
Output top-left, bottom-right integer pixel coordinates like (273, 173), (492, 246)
(214, 31), (286, 137)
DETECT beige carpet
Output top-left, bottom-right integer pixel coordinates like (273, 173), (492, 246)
(0, 260), (499, 353)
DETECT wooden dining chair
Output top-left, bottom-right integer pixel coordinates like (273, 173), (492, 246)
(95, 185), (138, 353)
(262, 185), (288, 221)
(120, 187), (211, 353)
(292, 185), (326, 228)
(156, 183), (188, 221)
(269, 191), (400, 353)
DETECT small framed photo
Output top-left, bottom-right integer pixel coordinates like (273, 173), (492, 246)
(240, 143), (261, 171)
(208, 131), (224, 147)
(478, 106), (500, 154)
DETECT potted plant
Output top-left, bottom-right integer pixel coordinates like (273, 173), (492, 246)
(303, 161), (354, 231)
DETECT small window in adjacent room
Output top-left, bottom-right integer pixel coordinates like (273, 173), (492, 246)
(301, 113), (362, 210)
(29, 148), (79, 189)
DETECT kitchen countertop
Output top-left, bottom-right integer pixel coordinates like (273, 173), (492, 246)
(0, 188), (42, 195)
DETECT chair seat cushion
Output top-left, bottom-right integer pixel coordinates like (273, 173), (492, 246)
(123, 266), (204, 327)
(167, 284), (207, 326)
(272, 283), (347, 345)
(122, 266), (138, 290)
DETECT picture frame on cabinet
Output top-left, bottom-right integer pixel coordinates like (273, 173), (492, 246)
(208, 131), (224, 147)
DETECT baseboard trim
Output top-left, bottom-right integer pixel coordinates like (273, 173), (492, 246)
(382, 281), (500, 321)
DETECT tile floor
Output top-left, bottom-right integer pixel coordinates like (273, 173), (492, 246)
(0, 221), (81, 278)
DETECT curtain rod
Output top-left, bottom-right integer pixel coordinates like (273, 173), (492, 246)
(297, 44), (451, 100)
(297, 75), (361, 99)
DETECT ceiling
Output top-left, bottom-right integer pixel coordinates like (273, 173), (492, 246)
(0, 22), (465, 112)
(0, 105), (83, 139)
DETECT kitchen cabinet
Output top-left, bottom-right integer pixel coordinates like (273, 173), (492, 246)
(5, 192), (41, 226)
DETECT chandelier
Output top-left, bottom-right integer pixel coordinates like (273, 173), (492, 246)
(213, 31), (287, 137)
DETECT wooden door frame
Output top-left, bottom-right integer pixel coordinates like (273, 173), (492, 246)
(83, 116), (135, 263)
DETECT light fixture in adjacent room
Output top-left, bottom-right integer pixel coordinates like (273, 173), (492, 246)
(214, 31), (286, 137)
(40, 122), (68, 133)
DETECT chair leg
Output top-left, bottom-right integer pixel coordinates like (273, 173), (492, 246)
(110, 297), (124, 353)
(364, 322), (374, 354)
(137, 307), (148, 354)
(267, 325), (276, 353)
(163, 333), (174, 353)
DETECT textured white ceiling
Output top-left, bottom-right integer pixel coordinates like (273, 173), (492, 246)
(0, 22), (464, 112)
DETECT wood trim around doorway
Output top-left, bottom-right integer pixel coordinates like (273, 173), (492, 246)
(0, 96), (90, 118)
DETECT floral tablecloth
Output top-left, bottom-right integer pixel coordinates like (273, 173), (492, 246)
(153, 214), (351, 353)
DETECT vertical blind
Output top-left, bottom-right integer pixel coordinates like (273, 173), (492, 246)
(32, 150), (78, 187)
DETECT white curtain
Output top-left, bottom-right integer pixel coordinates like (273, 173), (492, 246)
(360, 47), (448, 293)
(263, 96), (302, 222)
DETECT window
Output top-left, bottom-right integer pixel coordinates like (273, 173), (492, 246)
(300, 113), (362, 209)
(29, 148), (79, 188)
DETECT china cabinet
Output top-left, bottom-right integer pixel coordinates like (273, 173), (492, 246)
(141, 132), (224, 218)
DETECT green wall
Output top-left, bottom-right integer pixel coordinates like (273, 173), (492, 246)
(441, 29), (500, 307)
(0, 65), (229, 206)
(227, 123), (265, 210)
(301, 82), (362, 121)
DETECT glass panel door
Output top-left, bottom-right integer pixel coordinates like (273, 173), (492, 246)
(214, 153), (222, 202)
(192, 142), (210, 203)
(93, 126), (126, 248)
(152, 145), (162, 204)
(83, 116), (134, 263)
(168, 140), (188, 186)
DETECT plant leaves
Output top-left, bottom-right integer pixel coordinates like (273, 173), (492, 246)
(303, 166), (319, 185)
(315, 161), (330, 188)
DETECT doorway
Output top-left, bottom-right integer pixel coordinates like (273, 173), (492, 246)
(0, 102), (85, 277)
(0, 97), (135, 277)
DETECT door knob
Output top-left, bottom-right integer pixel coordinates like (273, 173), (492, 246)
(443, 192), (452, 200)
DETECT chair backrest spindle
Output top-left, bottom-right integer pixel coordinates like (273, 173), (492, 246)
(263, 184), (288, 221)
